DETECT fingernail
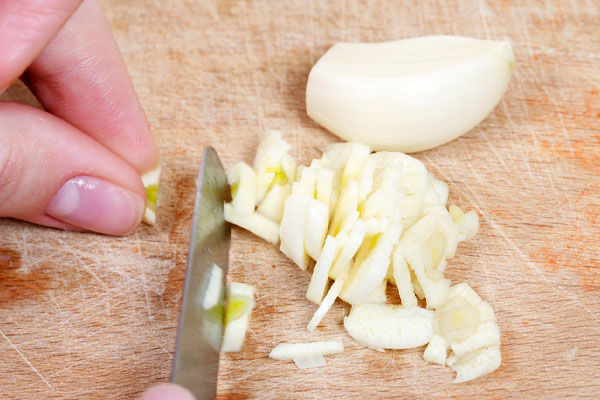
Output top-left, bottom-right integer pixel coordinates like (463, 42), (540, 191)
(46, 176), (145, 236)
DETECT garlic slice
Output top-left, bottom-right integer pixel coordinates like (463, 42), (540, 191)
(329, 219), (367, 280)
(227, 161), (257, 216)
(399, 213), (458, 308)
(304, 199), (329, 260)
(449, 204), (480, 242)
(391, 248), (417, 308)
(222, 282), (255, 353)
(423, 334), (448, 366)
(307, 278), (345, 332)
(344, 304), (434, 350)
(254, 130), (293, 203)
(224, 203), (280, 244)
(257, 181), (291, 223)
(141, 165), (161, 225)
(340, 224), (402, 304)
(279, 193), (311, 270)
(426, 282), (502, 382)
(306, 35), (514, 152)
(306, 235), (337, 304)
(269, 341), (344, 361)
(294, 355), (327, 369)
(449, 345), (502, 383)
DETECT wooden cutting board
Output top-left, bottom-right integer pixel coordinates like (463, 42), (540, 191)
(1, 0), (599, 398)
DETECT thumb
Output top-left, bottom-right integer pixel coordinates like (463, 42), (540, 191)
(0, 101), (145, 235)
(139, 384), (196, 400)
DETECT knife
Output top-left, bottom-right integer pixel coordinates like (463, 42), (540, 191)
(172, 147), (230, 399)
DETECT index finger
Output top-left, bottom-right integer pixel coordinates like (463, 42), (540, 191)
(0, 0), (82, 92)
(26, 0), (159, 174)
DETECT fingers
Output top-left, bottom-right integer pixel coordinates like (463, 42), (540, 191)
(0, 0), (82, 92)
(139, 384), (196, 400)
(0, 101), (145, 235)
(26, 0), (159, 174)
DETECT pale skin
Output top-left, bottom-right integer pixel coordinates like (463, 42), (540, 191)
(0, 0), (159, 236)
(0, 0), (191, 397)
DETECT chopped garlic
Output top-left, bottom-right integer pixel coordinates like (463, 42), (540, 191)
(371, 151), (429, 228)
(357, 158), (375, 205)
(399, 212), (458, 308)
(257, 181), (291, 223)
(227, 161), (257, 216)
(391, 249), (417, 308)
(254, 130), (293, 203)
(307, 278), (345, 332)
(223, 131), (500, 383)
(344, 304), (434, 350)
(199, 263), (224, 310)
(423, 174), (449, 215)
(141, 165), (161, 225)
(304, 199), (329, 260)
(306, 235), (337, 304)
(451, 321), (501, 358)
(294, 355), (327, 369)
(269, 341), (344, 361)
(340, 224), (401, 305)
(224, 203), (279, 244)
(222, 282), (255, 353)
(449, 345), (502, 383)
(438, 296), (480, 343)
(328, 180), (359, 236)
(363, 279), (387, 304)
(316, 168), (334, 216)
(329, 219), (367, 280)
(423, 335), (448, 366)
(299, 166), (319, 189)
(449, 204), (480, 242)
(279, 193), (311, 270)
(425, 282), (502, 382)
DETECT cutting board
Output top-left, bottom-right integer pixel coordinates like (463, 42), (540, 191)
(1, 0), (599, 398)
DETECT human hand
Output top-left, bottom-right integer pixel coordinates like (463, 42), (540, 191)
(139, 383), (196, 400)
(0, 0), (158, 235)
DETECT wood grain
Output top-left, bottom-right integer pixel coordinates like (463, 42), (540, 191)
(1, 0), (599, 398)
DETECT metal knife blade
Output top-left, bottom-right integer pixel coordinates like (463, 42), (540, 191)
(172, 147), (230, 399)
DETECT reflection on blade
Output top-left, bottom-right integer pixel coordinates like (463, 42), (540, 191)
(172, 147), (230, 399)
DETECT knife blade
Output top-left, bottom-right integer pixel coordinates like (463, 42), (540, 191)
(172, 147), (230, 399)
